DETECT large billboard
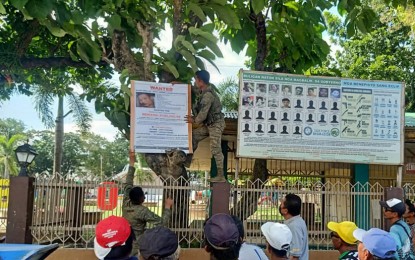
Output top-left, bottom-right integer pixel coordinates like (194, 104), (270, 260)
(237, 70), (404, 165)
(131, 81), (191, 153)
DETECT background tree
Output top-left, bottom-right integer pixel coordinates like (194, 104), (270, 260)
(0, 133), (26, 177)
(0, 118), (26, 139)
(217, 77), (239, 111)
(317, 2), (415, 110)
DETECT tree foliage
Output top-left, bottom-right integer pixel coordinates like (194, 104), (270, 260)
(30, 130), (129, 176)
(217, 77), (239, 111)
(319, 2), (415, 110)
(0, 133), (26, 177)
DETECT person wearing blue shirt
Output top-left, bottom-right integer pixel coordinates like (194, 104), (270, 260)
(280, 194), (309, 260)
(380, 198), (415, 259)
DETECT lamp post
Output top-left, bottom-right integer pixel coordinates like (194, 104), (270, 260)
(14, 142), (38, 177)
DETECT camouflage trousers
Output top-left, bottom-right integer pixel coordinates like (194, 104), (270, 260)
(190, 121), (225, 174)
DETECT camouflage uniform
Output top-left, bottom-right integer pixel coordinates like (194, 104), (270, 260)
(122, 166), (171, 256)
(190, 86), (225, 178)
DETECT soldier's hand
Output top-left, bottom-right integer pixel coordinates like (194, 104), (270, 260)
(184, 115), (194, 124)
(165, 197), (174, 209)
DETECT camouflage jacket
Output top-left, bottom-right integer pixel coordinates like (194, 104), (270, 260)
(122, 166), (171, 238)
(194, 86), (224, 126)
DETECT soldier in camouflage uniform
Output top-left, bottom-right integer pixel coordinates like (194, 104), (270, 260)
(122, 152), (174, 256)
(185, 70), (226, 182)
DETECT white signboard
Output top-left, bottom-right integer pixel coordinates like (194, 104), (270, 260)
(237, 70), (404, 165)
(131, 81), (191, 153)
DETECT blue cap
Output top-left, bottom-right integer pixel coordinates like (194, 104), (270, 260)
(353, 228), (396, 258)
(196, 70), (210, 84)
(204, 213), (239, 249)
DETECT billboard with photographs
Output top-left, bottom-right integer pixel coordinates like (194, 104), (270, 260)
(131, 81), (191, 153)
(237, 70), (404, 165)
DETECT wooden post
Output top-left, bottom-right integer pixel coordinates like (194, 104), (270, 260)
(6, 176), (35, 243)
(210, 182), (230, 215)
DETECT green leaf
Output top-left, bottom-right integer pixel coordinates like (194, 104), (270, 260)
(283, 1), (299, 11)
(189, 27), (217, 43)
(77, 39), (101, 64)
(251, 0), (265, 15)
(346, 21), (355, 38)
(174, 35), (186, 49)
(195, 57), (206, 70)
(121, 83), (130, 94)
(25, 0), (54, 19)
(195, 37), (223, 58)
(189, 2), (207, 22)
(41, 19), (67, 37)
(107, 14), (122, 31)
(210, 4), (241, 29)
(181, 39), (196, 54)
(356, 18), (367, 34)
(211, 0), (227, 5)
(10, 0), (29, 10)
(178, 49), (198, 71)
(198, 49), (216, 61)
(292, 49), (300, 61)
(0, 3), (6, 14)
(164, 61), (180, 78)
(71, 11), (84, 25)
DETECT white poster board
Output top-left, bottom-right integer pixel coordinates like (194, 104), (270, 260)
(237, 70), (404, 165)
(131, 81), (191, 153)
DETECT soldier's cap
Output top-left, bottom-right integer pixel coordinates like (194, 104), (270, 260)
(139, 226), (178, 259)
(196, 70), (210, 84)
(94, 216), (132, 259)
(327, 221), (358, 244)
(379, 198), (406, 215)
(353, 228), (396, 258)
(204, 213), (240, 249)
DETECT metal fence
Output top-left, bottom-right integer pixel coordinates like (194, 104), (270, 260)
(24, 172), (392, 250)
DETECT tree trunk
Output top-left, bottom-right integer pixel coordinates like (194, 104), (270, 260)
(53, 96), (64, 174)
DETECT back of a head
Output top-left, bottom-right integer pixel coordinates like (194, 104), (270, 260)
(285, 193), (302, 216)
(204, 213), (241, 260)
(405, 199), (415, 213)
(353, 228), (396, 260)
(129, 186), (145, 204)
(94, 216), (135, 260)
(230, 215), (244, 240)
(196, 70), (210, 84)
(261, 222), (292, 258)
(139, 226), (179, 260)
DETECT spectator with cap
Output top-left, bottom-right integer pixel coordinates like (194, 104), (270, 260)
(379, 198), (415, 259)
(204, 213), (242, 260)
(94, 216), (138, 260)
(231, 215), (269, 260)
(327, 221), (358, 260)
(138, 226), (180, 260)
(352, 228), (396, 260)
(261, 222), (292, 260)
(279, 194), (309, 260)
(403, 199), (415, 239)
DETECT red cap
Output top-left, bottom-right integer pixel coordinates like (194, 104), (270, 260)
(94, 216), (131, 259)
